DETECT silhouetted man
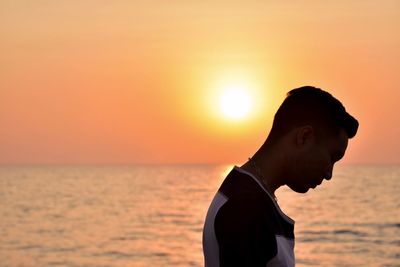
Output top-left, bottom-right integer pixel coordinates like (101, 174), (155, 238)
(203, 86), (359, 267)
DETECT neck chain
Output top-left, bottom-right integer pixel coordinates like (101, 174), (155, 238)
(248, 157), (277, 202)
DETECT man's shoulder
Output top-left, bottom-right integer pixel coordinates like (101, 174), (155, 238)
(215, 167), (295, 238)
(218, 167), (269, 200)
(215, 167), (278, 224)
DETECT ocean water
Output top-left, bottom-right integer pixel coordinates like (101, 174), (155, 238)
(0, 164), (399, 267)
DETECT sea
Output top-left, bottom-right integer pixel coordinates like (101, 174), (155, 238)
(0, 164), (399, 267)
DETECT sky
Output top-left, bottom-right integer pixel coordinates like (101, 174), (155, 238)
(1, 1), (399, 165)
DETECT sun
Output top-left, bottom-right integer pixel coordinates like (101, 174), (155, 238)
(219, 85), (253, 120)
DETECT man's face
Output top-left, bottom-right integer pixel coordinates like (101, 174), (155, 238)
(287, 128), (349, 193)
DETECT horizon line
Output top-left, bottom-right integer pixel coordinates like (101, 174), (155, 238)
(0, 162), (399, 167)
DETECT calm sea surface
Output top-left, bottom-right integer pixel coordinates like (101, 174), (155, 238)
(0, 165), (399, 267)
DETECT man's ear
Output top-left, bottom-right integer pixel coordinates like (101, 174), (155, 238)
(296, 125), (315, 147)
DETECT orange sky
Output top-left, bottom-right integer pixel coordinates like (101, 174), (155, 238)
(1, 1), (399, 165)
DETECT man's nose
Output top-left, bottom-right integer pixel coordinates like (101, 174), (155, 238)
(325, 172), (332, 180)
(325, 165), (333, 180)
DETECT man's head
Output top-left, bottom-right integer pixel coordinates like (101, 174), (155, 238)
(269, 86), (358, 142)
(264, 86), (359, 193)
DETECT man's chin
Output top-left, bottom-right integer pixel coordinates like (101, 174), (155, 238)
(299, 188), (310, 193)
(288, 185), (310, 194)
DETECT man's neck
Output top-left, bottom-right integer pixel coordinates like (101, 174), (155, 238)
(240, 149), (286, 196)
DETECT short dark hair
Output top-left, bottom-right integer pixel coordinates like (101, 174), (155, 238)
(269, 86), (359, 140)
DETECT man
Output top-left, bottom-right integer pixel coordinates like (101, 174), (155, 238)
(202, 86), (359, 267)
